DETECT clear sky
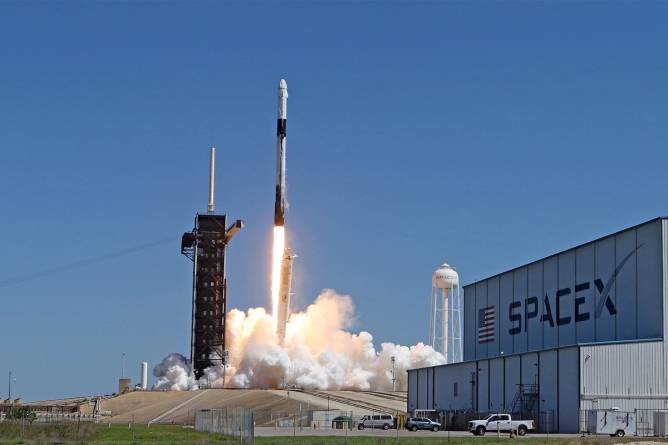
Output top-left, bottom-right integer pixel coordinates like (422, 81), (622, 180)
(1, 1), (667, 401)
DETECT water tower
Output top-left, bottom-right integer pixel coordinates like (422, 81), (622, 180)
(429, 263), (463, 363)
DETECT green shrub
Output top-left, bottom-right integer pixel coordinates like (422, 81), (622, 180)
(5, 406), (36, 423)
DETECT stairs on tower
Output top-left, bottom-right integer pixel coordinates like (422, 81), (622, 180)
(510, 384), (539, 419)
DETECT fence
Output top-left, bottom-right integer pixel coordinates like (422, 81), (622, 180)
(269, 410), (353, 430)
(536, 410), (555, 433)
(1, 412), (97, 424)
(435, 409), (554, 432)
(36, 413), (98, 423)
(195, 408), (254, 443)
(579, 408), (668, 437)
(633, 408), (668, 437)
(636, 409), (651, 436)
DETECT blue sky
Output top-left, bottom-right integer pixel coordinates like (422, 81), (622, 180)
(1, 2), (667, 401)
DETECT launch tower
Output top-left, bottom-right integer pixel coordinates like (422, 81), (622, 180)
(181, 148), (243, 380)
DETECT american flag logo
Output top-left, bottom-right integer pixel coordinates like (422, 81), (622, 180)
(478, 306), (495, 343)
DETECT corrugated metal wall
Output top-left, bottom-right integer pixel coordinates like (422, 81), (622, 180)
(663, 220), (668, 351)
(580, 341), (668, 412)
(410, 340), (668, 431)
(558, 348), (579, 432)
(434, 361), (476, 412)
(577, 222), (668, 414)
(464, 219), (664, 361)
(408, 346), (580, 431)
(489, 358), (504, 411)
(408, 361), (476, 412)
(409, 217), (668, 432)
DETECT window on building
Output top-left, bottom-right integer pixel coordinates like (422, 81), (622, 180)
(453, 382), (458, 397)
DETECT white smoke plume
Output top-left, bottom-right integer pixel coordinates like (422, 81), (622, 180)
(154, 290), (446, 391)
(153, 353), (199, 390)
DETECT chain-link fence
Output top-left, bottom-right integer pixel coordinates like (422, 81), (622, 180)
(579, 408), (668, 437)
(433, 409), (553, 433)
(269, 409), (353, 430)
(631, 408), (668, 437)
(536, 410), (555, 433)
(195, 408), (254, 443)
(36, 413), (98, 423)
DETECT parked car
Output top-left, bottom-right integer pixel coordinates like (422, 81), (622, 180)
(406, 417), (441, 432)
(331, 416), (353, 430)
(357, 414), (395, 430)
(468, 414), (535, 436)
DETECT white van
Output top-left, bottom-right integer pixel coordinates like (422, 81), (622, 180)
(358, 414), (395, 430)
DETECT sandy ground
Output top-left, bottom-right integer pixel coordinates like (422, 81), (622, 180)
(97, 389), (406, 425)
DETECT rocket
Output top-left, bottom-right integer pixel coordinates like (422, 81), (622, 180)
(274, 79), (288, 226)
(273, 79), (294, 343)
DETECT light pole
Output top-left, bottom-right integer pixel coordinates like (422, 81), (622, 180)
(391, 356), (396, 392)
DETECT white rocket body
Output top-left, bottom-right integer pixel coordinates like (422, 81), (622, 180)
(274, 79), (288, 226)
(276, 248), (294, 342)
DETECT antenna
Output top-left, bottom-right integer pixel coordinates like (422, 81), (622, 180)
(208, 146), (216, 214)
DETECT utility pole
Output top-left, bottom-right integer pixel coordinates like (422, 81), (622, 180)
(8, 371), (11, 401)
(391, 356), (396, 392)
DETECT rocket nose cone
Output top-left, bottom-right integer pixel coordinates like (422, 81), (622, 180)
(279, 79), (287, 89)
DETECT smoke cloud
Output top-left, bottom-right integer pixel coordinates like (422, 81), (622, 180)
(153, 353), (199, 390)
(154, 290), (445, 391)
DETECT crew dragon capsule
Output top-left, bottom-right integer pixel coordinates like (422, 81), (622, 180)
(274, 79), (288, 226)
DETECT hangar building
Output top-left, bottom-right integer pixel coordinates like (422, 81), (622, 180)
(408, 217), (668, 433)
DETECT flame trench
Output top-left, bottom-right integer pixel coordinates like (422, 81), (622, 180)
(271, 226), (285, 319)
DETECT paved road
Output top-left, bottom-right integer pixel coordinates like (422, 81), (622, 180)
(255, 427), (581, 438)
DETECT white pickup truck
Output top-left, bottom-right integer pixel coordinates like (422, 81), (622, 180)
(468, 414), (535, 436)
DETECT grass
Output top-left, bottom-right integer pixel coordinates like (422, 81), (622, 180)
(0, 421), (97, 442)
(2, 424), (668, 445)
(0, 423), (230, 445)
(95, 424), (233, 443)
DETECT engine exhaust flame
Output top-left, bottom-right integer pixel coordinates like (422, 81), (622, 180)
(271, 226), (285, 319)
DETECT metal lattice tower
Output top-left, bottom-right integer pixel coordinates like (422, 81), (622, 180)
(181, 148), (243, 380)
